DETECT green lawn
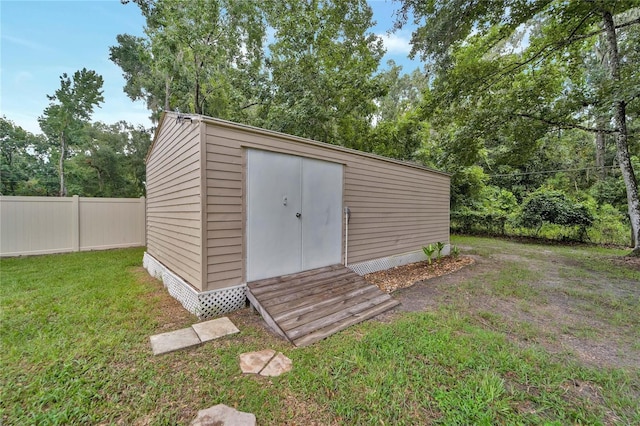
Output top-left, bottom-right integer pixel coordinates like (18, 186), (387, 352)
(1, 242), (638, 425)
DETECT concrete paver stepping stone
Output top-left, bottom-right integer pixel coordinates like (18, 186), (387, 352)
(192, 317), (240, 342)
(150, 327), (201, 355)
(191, 403), (256, 426)
(260, 352), (293, 377)
(239, 349), (293, 376)
(239, 349), (276, 374)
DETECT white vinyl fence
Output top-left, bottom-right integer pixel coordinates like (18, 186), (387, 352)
(0, 196), (146, 257)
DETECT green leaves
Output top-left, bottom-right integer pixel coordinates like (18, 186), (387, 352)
(38, 68), (104, 196)
(264, 0), (384, 146)
(518, 189), (594, 234)
(112, 0), (268, 121)
(422, 244), (436, 264)
(0, 117), (54, 195)
(111, 0), (386, 150)
(66, 121), (151, 197)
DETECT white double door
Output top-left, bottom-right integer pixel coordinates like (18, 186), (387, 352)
(246, 149), (343, 282)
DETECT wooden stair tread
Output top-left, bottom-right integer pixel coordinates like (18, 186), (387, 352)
(292, 298), (401, 347)
(246, 264), (401, 347)
(254, 271), (359, 302)
(264, 277), (370, 313)
(276, 286), (384, 330)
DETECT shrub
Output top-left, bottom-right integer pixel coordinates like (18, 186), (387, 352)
(517, 189), (594, 240)
(422, 244), (436, 264)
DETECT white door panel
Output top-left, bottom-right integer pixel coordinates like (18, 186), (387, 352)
(246, 149), (343, 282)
(302, 158), (343, 270)
(246, 150), (302, 281)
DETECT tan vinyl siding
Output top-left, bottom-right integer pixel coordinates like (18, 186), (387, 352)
(203, 118), (450, 290)
(146, 116), (203, 290)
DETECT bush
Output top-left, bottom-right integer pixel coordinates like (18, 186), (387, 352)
(451, 208), (510, 234)
(450, 185), (517, 235)
(517, 189), (594, 240)
(590, 176), (627, 212)
(589, 203), (630, 245)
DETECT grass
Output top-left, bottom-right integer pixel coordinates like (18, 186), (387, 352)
(2, 243), (639, 424)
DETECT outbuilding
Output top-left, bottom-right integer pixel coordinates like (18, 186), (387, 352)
(143, 112), (450, 319)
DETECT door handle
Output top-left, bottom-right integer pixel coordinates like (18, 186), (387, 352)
(296, 212), (302, 218)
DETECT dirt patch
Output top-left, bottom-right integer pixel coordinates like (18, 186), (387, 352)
(610, 255), (640, 270)
(131, 267), (194, 331)
(364, 256), (475, 293)
(372, 242), (640, 370)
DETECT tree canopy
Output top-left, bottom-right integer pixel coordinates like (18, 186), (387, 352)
(38, 68), (104, 196)
(111, 0), (386, 148)
(398, 0), (640, 253)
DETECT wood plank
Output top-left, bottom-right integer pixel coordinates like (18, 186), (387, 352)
(245, 264), (401, 347)
(251, 269), (357, 300)
(264, 278), (371, 315)
(249, 268), (354, 297)
(286, 293), (393, 340)
(246, 290), (288, 340)
(248, 264), (342, 289)
(293, 299), (400, 347)
(276, 286), (383, 329)
(260, 276), (367, 310)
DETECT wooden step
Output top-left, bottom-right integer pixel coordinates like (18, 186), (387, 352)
(292, 298), (401, 347)
(246, 264), (401, 347)
(286, 293), (394, 340)
(264, 277), (369, 313)
(276, 286), (383, 329)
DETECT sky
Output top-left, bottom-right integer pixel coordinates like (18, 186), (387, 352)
(0, 0), (422, 135)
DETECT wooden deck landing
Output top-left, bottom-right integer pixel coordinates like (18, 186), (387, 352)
(246, 264), (400, 347)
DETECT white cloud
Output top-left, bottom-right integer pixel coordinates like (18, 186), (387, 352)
(378, 32), (412, 55)
(15, 71), (32, 85)
(1, 34), (50, 52)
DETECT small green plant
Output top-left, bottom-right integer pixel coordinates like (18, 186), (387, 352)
(423, 244), (436, 264)
(451, 245), (460, 258)
(435, 241), (446, 260)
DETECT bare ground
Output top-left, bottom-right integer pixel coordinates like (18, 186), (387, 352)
(367, 242), (640, 370)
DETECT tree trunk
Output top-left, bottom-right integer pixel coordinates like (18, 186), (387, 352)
(594, 38), (607, 180)
(595, 125), (606, 179)
(602, 10), (640, 255)
(59, 131), (66, 197)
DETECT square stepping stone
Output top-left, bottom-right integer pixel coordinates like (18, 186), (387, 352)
(260, 352), (293, 377)
(150, 328), (201, 355)
(239, 349), (276, 374)
(192, 317), (240, 342)
(191, 404), (256, 426)
(239, 350), (293, 376)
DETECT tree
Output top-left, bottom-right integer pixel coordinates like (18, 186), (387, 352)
(375, 61), (425, 123)
(0, 117), (52, 195)
(111, 0), (268, 123)
(38, 68), (104, 196)
(397, 0), (640, 254)
(64, 121), (151, 197)
(518, 189), (594, 240)
(367, 62), (428, 160)
(262, 0), (385, 147)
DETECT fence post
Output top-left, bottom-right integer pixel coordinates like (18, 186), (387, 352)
(72, 195), (80, 252)
(140, 196), (146, 247)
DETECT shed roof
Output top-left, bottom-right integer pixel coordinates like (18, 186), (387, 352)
(149, 111), (451, 178)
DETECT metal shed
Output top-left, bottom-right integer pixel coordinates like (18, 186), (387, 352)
(143, 112), (450, 319)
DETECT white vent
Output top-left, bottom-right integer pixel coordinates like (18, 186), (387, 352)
(198, 285), (246, 318)
(162, 269), (201, 315)
(348, 247), (448, 276)
(143, 252), (165, 280)
(143, 252), (247, 319)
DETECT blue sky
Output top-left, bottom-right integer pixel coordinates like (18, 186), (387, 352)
(1, 0), (421, 135)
